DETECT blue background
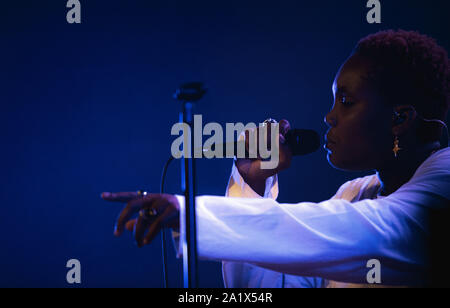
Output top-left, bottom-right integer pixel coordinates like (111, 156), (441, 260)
(1, 0), (449, 287)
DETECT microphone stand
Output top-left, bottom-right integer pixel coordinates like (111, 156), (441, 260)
(174, 83), (207, 288)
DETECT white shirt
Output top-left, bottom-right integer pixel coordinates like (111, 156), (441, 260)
(174, 147), (450, 287)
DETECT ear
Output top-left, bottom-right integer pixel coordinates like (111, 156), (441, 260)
(392, 105), (417, 136)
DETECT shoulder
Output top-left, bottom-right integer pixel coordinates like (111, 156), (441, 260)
(401, 147), (450, 200)
(333, 147), (450, 202)
(414, 147), (450, 175)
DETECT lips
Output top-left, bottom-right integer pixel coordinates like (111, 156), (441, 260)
(325, 134), (337, 144)
(324, 134), (337, 151)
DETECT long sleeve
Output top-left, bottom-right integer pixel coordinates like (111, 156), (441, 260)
(222, 160), (324, 288)
(175, 148), (450, 285)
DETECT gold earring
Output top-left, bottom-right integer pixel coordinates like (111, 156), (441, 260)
(393, 136), (402, 158)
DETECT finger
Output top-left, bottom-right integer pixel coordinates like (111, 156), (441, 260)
(143, 209), (168, 246)
(279, 119), (291, 136)
(134, 215), (150, 248)
(245, 125), (263, 159)
(245, 129), (249, 150)
(141, 196), (175, 245)
(244, 129), (250, 153)
(133, 194), (167, 245)
(258, 121), (275, 150)
(101, 191), (139, 203)
(115, 198), (143, 236)
(126, 219), (137, 232)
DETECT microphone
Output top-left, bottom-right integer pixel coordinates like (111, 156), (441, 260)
(284, 129), (321, 156)
(200, 129), (320, 158)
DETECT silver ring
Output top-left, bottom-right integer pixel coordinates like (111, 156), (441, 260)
(139, 208), (158, 220)
(263, 118), (277, 125)
(137, 190), (148, 198)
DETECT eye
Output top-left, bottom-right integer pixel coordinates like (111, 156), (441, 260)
(340, 96), (354, 106)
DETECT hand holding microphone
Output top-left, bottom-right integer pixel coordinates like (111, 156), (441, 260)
(235, 118), (320, 196)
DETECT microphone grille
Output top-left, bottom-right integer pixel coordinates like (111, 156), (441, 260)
(285, 129), (321, 156)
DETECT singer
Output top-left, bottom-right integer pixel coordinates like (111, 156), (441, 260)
(102, 30), (450, 287)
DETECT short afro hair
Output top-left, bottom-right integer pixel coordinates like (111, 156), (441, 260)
(353, 30), (450, 142)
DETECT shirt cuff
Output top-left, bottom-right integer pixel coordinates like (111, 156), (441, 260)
(226, 158), (279, 200)
(173, 195), (185, 258)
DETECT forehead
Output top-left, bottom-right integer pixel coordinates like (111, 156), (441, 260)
(332, 54), (372, 96)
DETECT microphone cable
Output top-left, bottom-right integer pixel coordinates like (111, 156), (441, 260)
(159, 155), (175, 288)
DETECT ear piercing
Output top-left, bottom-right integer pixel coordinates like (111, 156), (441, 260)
(393, 136), (402, 158)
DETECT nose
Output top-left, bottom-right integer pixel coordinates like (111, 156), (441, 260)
(324, 111), (337, 128)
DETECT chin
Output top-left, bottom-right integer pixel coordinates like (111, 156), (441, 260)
(327, 152), (344, 170)
(326, 152), (363, 171)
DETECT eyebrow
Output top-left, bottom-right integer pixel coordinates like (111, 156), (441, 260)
(335, 86), (348, 94)
(334, 86), (357, 97)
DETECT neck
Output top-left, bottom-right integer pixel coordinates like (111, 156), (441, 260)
(376, 141), (441, 196)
